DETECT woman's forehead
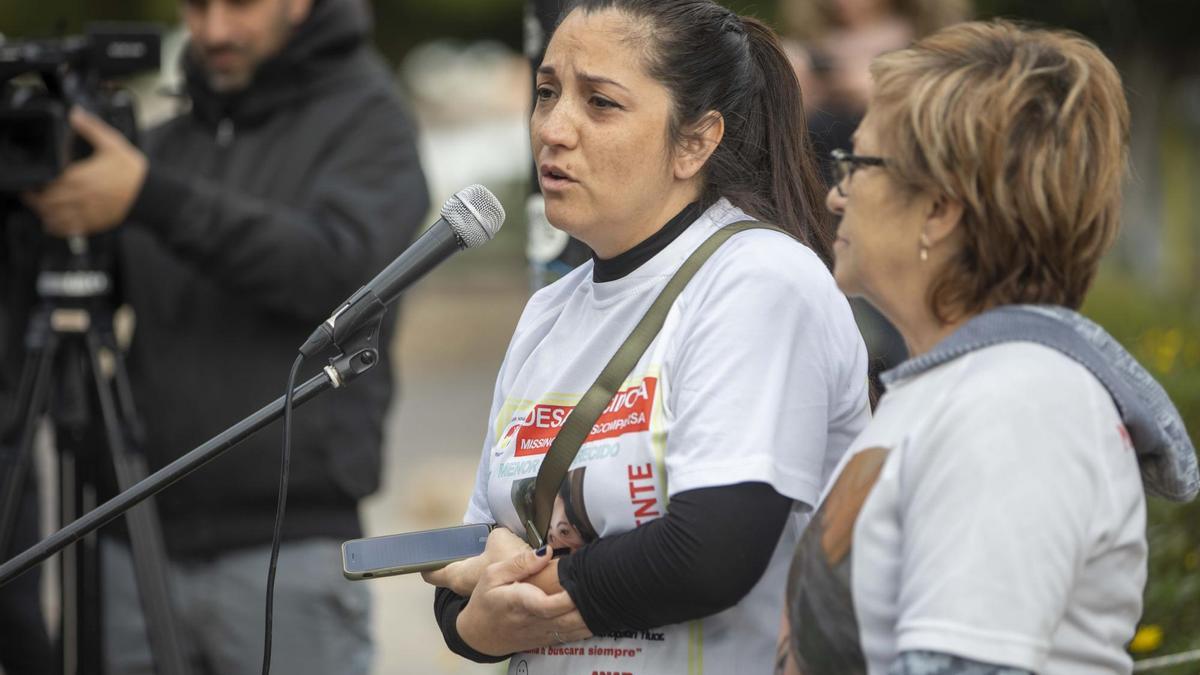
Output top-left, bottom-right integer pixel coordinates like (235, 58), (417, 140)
(853, 110), (883, 150)
(543, 9), (652, 83)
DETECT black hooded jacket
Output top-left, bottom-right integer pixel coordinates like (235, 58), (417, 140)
(113, 0), (428, 558)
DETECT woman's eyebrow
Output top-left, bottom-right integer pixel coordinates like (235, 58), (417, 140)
(536, 65), (630, 93)
(578, 71), (630, 93)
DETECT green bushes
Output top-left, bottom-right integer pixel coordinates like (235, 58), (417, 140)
(1084, 273), (1200, 670)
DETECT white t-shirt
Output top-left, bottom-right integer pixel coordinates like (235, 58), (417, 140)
(786, 342), (1147, 675)
(463, 199), (870, 675)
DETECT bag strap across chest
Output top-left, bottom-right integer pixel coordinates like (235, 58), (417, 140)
(524, 220), (784, 547)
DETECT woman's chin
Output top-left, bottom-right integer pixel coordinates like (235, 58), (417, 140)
(543, 207), (592, 245)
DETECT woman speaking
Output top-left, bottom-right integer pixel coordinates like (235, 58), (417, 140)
(422, 0), (870, 673)
(782, 20), (1199, 675)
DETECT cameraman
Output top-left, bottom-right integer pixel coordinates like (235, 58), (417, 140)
(21, 0), (428, 673)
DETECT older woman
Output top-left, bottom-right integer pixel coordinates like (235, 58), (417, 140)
(420, 1), (872, 673)
(781, 20), (1199, 675)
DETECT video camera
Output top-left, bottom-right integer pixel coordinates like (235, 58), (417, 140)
(0, 23), (160, 193)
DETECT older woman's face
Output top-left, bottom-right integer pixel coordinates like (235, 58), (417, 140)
(825, 109), (930, 310)
(531, 9), (678, 256)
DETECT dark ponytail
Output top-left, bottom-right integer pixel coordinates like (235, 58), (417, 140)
(562, 0), (835, 266)
(740, 18), (835, 266)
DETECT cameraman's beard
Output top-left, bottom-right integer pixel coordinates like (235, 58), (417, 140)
(206, 68), (254, 94)
(194, 48), (258, 93)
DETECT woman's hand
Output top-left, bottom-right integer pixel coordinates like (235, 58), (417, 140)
(456, 546), (593, 657)
(422, 527), (531, 596)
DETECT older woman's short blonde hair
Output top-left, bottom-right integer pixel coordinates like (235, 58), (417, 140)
(868, 20), (1130, 321)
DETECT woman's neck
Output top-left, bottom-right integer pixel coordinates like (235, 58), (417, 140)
(592, 202), (702, 282)
(877, 297), (966, 358)
(589, 187), (702, 260)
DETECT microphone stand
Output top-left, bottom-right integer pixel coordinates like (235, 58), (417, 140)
(0, 301), (387, 587)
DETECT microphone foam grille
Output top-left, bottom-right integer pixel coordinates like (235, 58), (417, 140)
(441, 184), (506, 249)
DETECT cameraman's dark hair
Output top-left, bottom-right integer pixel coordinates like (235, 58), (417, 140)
(562, 0), (833, 265)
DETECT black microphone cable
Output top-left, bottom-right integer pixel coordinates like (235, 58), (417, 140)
(261, 353), (305, 675)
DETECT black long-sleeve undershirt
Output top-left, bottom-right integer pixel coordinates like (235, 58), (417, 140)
(433, 481), (794, 660)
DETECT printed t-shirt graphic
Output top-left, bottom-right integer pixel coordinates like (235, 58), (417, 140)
(785, 448), (889, 674)
(506, 378), (657, 457)
(489, 372), (668, 673)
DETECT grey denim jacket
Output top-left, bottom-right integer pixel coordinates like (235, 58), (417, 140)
(881, 304), (1199, 503)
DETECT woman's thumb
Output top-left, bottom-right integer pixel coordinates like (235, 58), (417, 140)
(490, 545), (553, 586)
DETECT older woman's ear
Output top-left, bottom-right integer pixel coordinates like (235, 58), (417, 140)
(673, 111), (725, 181)
(922, 195), (964, 252)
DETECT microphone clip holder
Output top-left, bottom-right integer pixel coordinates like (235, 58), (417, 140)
(300, 287), (387, 360)
(320, 298), (386, 389)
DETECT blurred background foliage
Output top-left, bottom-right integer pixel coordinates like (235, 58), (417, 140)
(3, 0), (1198, 668)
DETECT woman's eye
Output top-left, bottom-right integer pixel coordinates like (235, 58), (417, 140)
(536, 86), (557, 101)
(590, 95), (620, 110)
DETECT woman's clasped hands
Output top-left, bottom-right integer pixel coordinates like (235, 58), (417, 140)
(422, 527), (592, 655)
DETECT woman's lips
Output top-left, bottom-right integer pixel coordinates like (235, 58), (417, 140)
(540, 173), (575, 191)
(539, 164), (577, 192)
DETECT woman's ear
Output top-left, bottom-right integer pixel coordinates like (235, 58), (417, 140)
(674, 111), (724, 181)
(924, 194), (964, 248)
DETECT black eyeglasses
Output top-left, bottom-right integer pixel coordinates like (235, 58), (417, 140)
(831, 148), (887, 197)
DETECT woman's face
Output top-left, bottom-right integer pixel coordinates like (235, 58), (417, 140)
(547, 494), (585, 552)
(825, 107), (930, 312)
(531, 9), (686, 258)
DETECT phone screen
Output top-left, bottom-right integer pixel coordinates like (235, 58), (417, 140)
(342, 524), (491, 579)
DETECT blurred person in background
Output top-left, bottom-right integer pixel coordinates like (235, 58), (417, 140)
(422, 1), (870, 673)
(780, 20), (1198, 675)
(20, 0), (429, 672)
(782, 0), (968, 388)
(782, 0), (967, 173)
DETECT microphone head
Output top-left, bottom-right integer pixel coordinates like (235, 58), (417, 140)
(441, 184), (505, 249)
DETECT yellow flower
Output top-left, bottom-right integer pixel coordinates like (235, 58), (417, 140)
(1130, 625), (1163, 653)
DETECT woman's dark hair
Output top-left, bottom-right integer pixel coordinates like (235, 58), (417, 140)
(560, 0), (834, 265)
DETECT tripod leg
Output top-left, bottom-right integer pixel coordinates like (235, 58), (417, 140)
(0, 478), (55, 674)
(83, 332), (190, 675)
(108, 338), (145, 449)
(0, 336), (59, 558)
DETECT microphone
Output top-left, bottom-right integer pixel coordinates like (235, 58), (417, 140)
(300, 184), (505, 358)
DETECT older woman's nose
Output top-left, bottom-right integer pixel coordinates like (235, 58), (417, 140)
(826, 184), (846, 215)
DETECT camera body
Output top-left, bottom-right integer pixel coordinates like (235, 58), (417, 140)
(0, 23), (162, 401)
(0, 23), (160, 193)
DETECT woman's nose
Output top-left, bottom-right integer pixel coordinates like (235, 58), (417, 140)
(536, 101), (578, 149)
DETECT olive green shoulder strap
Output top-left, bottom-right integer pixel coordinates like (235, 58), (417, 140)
(525, 221), (786, 546)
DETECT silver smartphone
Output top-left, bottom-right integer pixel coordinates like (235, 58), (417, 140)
(341, 523), (493, 580)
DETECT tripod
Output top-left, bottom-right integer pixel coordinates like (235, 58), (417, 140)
(0, 235), (188, 675)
